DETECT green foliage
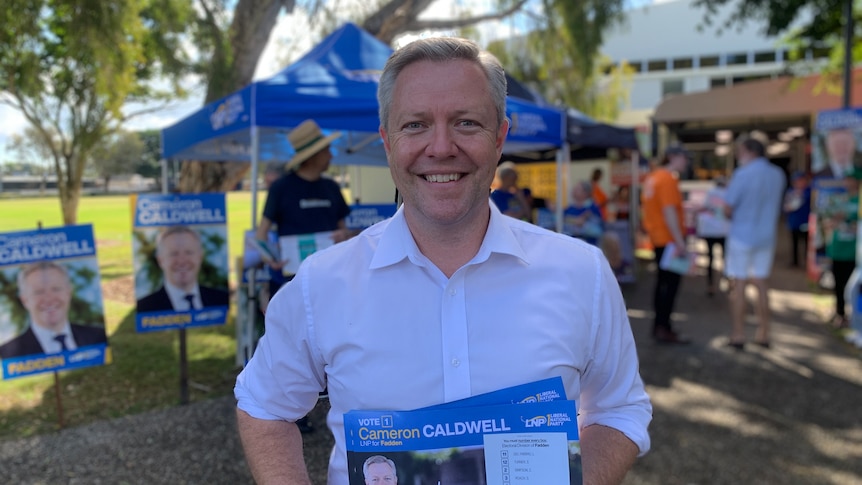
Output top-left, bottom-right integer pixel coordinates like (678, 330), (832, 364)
(540, 0), (627, 77)
(488, 31), (633, 122)
(135, 130), (163, 180)
(90, 131), (146, 186)
(0, 0), (194, 224)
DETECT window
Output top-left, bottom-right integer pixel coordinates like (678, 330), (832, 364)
(754, 51), (776, 63)
(731, 74), (771, 85)
(700, 55), (720, 68)
(647, 59), (668, 72)
(710, 77), (728, 88)
(673, 57), (693, 70)
(811, 46), (831, 59)
(726, 52), (748, 65)
(662, 79), (684, 97)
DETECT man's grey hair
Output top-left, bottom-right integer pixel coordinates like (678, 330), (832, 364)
(377, 36), (507, 131)
(17, 261), (71, 296)
(363, 455), (397, 479)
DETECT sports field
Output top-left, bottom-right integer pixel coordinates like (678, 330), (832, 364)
(0, 192), (264, 438)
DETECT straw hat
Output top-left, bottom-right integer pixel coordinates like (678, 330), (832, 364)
(286, 120), (342, 170)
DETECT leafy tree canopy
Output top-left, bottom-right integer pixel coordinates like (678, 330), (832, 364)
(0, 0), (193, 224)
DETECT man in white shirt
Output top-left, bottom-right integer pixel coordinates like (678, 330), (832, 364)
(235, 36), (652, 485)
(816, 128), (857, 179)
(136, 225), (229, 313)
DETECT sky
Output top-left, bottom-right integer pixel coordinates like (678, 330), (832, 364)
(0, 0), (661, 165)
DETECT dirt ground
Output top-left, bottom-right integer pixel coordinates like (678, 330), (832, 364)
(1, 235), (860, 484)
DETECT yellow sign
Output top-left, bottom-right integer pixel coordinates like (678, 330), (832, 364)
(512, 162), (558, 202)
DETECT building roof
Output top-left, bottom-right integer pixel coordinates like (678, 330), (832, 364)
(654, 68), (862, 125)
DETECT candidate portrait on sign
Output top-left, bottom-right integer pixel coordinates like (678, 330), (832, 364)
(0, 261), (108, 359)
(136, 225), (230, 313)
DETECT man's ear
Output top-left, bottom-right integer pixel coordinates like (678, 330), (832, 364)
(380, 125), (390, 156)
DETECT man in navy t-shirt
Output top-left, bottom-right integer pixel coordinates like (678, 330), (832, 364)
(255, 119), (351, 433)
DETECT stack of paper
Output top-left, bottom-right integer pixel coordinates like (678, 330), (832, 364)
(344, 377), (582, 484)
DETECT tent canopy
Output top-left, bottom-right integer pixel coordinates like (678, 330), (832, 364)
(160, 23), (564, 166)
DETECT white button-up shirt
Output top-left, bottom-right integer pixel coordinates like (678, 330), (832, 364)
(235, 204), (652, 484)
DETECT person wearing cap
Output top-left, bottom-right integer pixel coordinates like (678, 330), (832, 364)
(723, 133), (786, 349)
(254, 119), (352, 433)
(640, 145), (691, 344)
(235, 36), (651, 485)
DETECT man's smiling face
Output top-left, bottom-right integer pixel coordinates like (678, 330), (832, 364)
(380, 58), (508, 230)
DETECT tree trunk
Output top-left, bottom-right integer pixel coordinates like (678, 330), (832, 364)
(178, 0), (295, 194)
(59, 179), (81, 226)
(178, 160), (250, 193)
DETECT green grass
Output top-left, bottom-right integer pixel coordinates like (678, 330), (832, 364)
(0, 192), (267, 439)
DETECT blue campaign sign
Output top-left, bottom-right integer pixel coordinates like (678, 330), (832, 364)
(344, 400), (579, 452)
(133, 193), (227, 228)
(815, 108), (862, 131)
(345, 204), (398, 230)
(0, 224), (110, 380)
(132, 193), (230, 332)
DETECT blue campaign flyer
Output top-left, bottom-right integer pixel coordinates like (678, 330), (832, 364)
(132, 193), (230, 332)
(345, 400), (581, 484)
(345, 204), (398, 231)
(422, 376), (567, 410)
(0, 224), (110, 380)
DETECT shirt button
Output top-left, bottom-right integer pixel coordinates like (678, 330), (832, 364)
(448, 288), (457, 296)
(451, 358), (460, 367)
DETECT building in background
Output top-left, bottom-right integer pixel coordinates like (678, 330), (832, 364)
(600, 0), (834, 177)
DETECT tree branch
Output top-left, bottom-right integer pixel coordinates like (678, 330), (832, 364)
(403, 0), (529, 33)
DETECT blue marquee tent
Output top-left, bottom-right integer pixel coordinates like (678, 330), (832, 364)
(160, 22), (564, 168)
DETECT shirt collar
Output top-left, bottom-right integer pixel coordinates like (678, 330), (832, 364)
(164, 281), (201, 310)
(369, 203), (529, 270)
(830, 160), (853, 177)
(30, 320), (73, 351)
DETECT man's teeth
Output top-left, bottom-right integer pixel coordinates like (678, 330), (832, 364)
(425, 174), (461, 183)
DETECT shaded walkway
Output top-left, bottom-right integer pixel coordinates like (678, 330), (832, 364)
(0, 229), (860, 484)
(622, 232), (862, 484)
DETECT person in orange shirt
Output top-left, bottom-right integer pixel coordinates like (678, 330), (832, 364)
(641, 146), (690, 344)
(591, 168), (609, 219)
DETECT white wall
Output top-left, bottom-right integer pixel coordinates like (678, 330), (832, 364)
(348, 166), (397, 204)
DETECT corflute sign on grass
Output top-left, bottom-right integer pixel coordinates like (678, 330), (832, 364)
(0, 224), (110, 380)
(132, 193), (230, 333)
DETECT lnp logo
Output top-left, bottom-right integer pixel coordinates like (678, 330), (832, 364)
(523, 415), (549, 428)
(68, 348), (101, 363)
(518, 395), (539, 404)
(210, 94), (245, 131)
